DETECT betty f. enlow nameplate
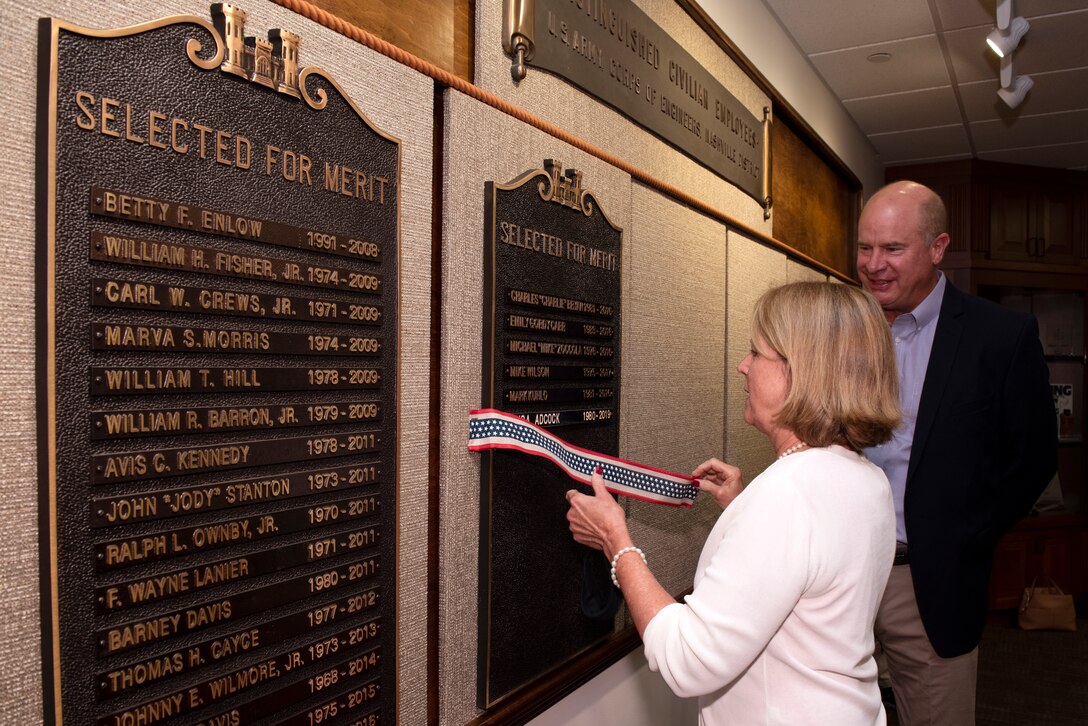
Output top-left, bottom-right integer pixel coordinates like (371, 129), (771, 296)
(38, 7), (396, 724)
(503, 0), (769, 204)
(479, 160), (622, 706)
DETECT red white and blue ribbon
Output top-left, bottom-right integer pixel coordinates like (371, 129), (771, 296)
(468, 408), (698, 507)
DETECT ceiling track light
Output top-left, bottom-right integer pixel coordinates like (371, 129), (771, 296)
(987, 16), (1029, 58)
(998, 73), (1034, 109)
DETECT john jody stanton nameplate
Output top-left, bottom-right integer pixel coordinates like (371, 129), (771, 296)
(38, 7), (397, 725)
(479, 161), (622, 706)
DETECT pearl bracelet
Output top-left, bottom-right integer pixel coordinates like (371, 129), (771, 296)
(610, 546), (647, 589)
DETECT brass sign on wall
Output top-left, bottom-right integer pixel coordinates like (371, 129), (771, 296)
(38, 6), (397, 724)
(479, 160), (622, 707)
(504, 0), (771, 209)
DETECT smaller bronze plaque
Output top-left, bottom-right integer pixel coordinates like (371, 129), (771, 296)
(480, 161), (622, 706)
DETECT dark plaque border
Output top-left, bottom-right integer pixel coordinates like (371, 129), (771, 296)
(479, 161), (622, 708)
(37, 10), (399, 725)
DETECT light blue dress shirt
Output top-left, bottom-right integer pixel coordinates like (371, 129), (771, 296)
(865, 273), (946, 544)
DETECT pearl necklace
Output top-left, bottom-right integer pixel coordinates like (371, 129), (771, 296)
(778, 442), (808, 459)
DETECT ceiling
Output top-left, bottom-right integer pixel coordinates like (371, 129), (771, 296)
(761, 0), (1088, 172)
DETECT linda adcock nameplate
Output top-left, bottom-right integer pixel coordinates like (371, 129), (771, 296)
(38, 7), (397, 724)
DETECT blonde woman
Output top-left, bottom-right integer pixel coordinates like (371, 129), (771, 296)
(567, 282), (901, 725)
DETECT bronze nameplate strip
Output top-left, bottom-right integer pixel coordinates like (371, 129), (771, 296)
(505, 312), (614, 339)
(98, 640), (380, 726)
(506, 287), (614, 318)
(91, 463), (380, 528)
(91, 277), (383, 326)
(91, 400), (381, 440)
(504, 387), (614, 404)
(520, 407), (615, 428)
(91, 430), (380, 485)
(91, 186), (383, 263)
(97, 535), (380, 612)
(97, 613), (379, 701)
(505, 338), (614, 358)
(95, 495), (380, 572)
(90, 322), (382, 356)
(90, 232), (383, 294)
(503, 364), (614, 380)
(203, 671), (380, 726)
(266, 682), (381, 726)
(90, 366), (382, 395)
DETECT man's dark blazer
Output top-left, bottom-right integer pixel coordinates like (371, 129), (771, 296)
(905, 281), (1057, 658)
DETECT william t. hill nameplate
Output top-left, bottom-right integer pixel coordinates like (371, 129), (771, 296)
(38, 7), (397, 724)
(479, 160), (622, 706)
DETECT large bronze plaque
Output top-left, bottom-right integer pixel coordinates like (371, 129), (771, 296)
(479, 161), (622, 706)
(38, 8), (397, 725)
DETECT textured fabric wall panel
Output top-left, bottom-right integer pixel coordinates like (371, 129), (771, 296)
(439, 89), (634, 724)
(0, 2), (433, 723)
(622, 184), (726, 600)
(788, 259), (831, 284)
(476, 0), (772, 235)
(725, 233), (787, 479)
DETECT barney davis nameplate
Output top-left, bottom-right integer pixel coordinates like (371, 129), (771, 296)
(503, 0), (769, 204)
(479, 160), (622, 706)
(38, 7), (397, 725)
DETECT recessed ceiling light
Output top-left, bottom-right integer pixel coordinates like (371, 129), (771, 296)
(867, 52), (892, 63)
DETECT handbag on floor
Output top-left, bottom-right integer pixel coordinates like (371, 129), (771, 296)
(1018, 576), (1077, 632)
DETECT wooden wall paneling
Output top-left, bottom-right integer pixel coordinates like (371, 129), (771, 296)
(769, 115), (856, 276)
(308, 0), (474, 80)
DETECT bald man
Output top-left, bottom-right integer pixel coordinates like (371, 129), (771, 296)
(857, 181), (1056, 725)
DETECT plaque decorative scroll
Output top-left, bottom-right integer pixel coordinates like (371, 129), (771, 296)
(479, 160), (622, 707)
(38, 7), (397, 725)
(503, 0), (771, 207)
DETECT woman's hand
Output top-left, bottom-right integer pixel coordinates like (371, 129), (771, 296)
(692, 458), (744, 510)
(565, 469), (631, 560)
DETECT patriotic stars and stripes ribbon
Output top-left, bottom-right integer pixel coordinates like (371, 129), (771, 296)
(468, 408), (699, 507)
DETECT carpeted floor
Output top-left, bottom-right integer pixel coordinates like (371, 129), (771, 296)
(975, 611), (1088, 725)
(887, 611), (1088, 725)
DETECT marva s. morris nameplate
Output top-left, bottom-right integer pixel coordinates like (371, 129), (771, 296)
(479, 160), (622, 707)
(38, 7), (397, 724)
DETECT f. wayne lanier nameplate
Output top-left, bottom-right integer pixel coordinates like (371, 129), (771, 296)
(503, 0), (770, 205)
(38, 6), (397, 725)
(479, 160), (621, 707)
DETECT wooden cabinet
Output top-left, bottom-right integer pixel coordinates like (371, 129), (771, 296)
(988, 514), (1086, 609)
(884, 160), (1087, 272)
(989, 184), (1077, 264)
